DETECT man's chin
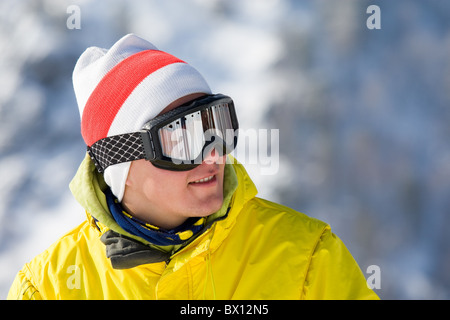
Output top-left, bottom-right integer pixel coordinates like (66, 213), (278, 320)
(191, 196), (224, 218)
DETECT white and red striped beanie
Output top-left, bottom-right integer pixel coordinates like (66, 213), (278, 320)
(73, 34), (212, 201)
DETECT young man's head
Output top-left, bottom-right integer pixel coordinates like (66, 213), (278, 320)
(73, 34), (235, 228)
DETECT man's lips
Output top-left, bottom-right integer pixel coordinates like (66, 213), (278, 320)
(188, 164), (220, 185)
(188, 170), (219, 185)
(190, 175), (215, 184)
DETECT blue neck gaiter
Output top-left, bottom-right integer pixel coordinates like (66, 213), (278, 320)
(105, 188), (206, 246)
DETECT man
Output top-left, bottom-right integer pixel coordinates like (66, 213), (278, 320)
(8, 34), (379, 300)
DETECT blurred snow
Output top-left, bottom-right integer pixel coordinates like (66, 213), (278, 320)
(0, 0), (449, 299)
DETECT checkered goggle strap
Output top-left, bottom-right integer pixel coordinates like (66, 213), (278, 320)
(87, 132), (146, 173)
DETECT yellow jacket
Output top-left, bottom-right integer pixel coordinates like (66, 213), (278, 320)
(8, 155), (378, 300)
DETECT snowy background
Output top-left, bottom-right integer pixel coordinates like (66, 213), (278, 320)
(1, 0), (449, 299)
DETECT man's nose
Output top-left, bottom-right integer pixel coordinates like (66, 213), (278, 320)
(203, 147), (223, 165)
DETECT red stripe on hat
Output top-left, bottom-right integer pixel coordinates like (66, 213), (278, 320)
(81, 50), (185, 146)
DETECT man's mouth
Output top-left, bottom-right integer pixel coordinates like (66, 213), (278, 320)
(189, 175), (215, 184)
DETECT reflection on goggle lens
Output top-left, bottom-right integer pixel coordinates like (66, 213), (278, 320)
(158, 103), (234, 161)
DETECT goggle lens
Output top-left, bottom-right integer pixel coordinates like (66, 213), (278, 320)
(158, 102), (235, 161)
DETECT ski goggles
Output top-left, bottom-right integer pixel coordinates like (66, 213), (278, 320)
(87, 94), (239, 173)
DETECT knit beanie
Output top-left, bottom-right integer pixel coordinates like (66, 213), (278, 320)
(73, 34), (212, 201)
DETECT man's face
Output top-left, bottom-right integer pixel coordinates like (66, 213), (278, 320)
(121, 93), (226, 229)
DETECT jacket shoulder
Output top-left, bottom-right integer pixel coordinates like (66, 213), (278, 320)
(10, 220), (103, 299)
(235, 197), (378, 299)
(32, 220), (97, 263)
(246, 197), (330, 236)
(235, 196), (331, 260)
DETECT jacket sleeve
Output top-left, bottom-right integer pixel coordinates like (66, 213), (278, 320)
(7, 269), (42, 300)
(301, 226), (380, 300)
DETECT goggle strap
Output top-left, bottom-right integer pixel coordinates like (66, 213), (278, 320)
(87, 132), (146, 173)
